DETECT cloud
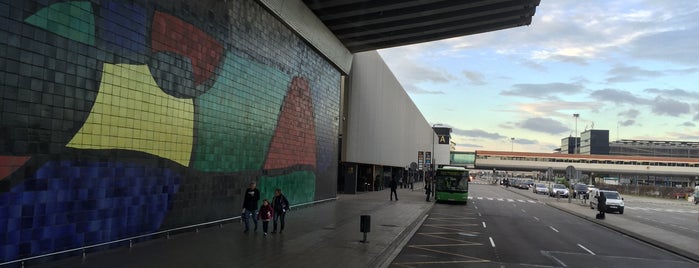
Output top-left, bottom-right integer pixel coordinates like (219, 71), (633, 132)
(404, 84), (444, 94)
(518, 117), (569, 134)
(515, 101), (600, 117)
(514, 138), (538, 145)
(618, 119), (635, 127)
(462, 70), (485, 85)
(680, 122), (696, 127)
(589, 89), (648, 105)
(644, 88), (699, 99)
(502, 83), (584, 99)
(605, 65), (664, 83)
(617, 109), (640, 118)
(628, 28), (699, 65)
(459, 143), (483, 148)
(452, 128), (506, 140)
(695, 113), (699, 121)
(651, 96), (690, 116)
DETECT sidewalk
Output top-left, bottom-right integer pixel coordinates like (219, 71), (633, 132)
(25, 184), (434, 268)
(504, 186), (699, 263)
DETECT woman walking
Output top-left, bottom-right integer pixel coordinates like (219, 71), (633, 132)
(271, 189), (290, 234)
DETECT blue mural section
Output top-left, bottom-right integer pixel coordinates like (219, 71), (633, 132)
(0, 161), (180, 261)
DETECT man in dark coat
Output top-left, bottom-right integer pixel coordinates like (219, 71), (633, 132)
(242, 182), (260, 233)
(390, 177), (398, 201)
(597, 192), (607, 218)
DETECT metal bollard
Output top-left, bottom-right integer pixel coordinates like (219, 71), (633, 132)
(360, 215), (371, 243)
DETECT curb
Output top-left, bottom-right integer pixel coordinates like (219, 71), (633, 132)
(546, 202), (699, 263)
(374, 201), (435, 268)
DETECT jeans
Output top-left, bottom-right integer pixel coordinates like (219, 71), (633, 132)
(273, 211), (285, 231)
(243, 209), (258, 231)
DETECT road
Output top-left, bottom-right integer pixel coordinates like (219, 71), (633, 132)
(511, 183), (699, 240)
(390, 183), (697, 268)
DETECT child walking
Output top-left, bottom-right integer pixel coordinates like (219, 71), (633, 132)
(258, 199), (274, 236)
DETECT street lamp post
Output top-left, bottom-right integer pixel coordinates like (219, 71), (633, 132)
(510, 137), (515, 152)
(573, 113), (579, 154)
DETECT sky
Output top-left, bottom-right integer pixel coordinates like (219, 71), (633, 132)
(378, 0), (699, 153)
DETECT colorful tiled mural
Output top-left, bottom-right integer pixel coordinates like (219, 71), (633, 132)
(0, 0), (340, 262)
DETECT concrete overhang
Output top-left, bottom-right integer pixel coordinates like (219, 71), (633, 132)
(304, 0), (541, 53)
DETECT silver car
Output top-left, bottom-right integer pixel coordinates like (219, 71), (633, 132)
(549, 184), (569, 197)
(533, 183), (549, 195)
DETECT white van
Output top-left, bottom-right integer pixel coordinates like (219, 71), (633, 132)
(589, 189), (625, 214)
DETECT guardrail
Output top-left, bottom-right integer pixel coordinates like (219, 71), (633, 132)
(0, 197), (337, 267)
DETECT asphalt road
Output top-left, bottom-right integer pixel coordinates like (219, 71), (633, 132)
(390, 183), (697, 268)
(511, 184), (699, 240)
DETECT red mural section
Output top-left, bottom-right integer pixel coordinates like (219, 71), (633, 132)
(264, 77), (317, 169)
(0, 156), (31, 180)
(151, 11), (223, 85)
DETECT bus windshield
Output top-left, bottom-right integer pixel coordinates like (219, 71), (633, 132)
(435, 169), (469, 192)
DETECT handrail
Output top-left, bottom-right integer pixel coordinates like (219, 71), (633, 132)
(0, 197), (337, 266)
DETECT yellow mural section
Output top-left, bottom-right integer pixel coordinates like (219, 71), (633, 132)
(67, 63), (194, 166)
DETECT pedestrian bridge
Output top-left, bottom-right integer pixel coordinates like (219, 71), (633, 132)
(450, 151), (699, 179)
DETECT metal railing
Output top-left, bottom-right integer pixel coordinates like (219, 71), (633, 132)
(0, 197), (337, 267)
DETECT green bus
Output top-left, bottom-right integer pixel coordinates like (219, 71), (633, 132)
(434, 167), (470, 203)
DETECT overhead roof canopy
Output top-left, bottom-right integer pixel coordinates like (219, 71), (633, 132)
(303, 0), (541, 53)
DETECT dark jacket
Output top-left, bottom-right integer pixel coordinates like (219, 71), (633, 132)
(390, 178), (398, 190)
(258, 205), (273, 221)
(272, 194), (290, 213)
(597, 193), (607, 212)
(243, 188), (260, 211)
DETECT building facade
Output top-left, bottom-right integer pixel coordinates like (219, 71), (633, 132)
(580, 129), (610, 155)
(0, 0), (342, 262)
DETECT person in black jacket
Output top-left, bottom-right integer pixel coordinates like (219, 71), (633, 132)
(390, 177), (398, 201)
(271, 189), (290, 234)
(242, 182), (260, 233)
(597, 192), (607, 218)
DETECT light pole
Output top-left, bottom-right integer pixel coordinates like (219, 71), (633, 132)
(510, 137), (515, 152)
(573, 113), (579, 154)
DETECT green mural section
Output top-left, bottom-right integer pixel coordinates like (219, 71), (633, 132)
(24, 2), (96, 45)
(258, 171), (316, 206)
(193, 53), (291, 172)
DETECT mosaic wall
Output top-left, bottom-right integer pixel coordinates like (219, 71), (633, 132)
(0, 0), (340, 262)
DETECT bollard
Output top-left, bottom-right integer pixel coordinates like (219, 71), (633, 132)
(360, 215), (371, 243)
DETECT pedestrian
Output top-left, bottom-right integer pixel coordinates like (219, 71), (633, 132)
(390, 177), (398, 201)
(258, 199), (273, 236)
(596, 192), (607, 219)
(242, 182), (260, 233)
(425, 180), (432, 202)
(409, 174), (414, 191)
(271, 188), (290, 234)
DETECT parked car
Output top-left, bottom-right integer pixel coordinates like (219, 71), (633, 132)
(533, 183), (549, 195)
(589, 189), (625, 214)
(549, 184), (569, 197)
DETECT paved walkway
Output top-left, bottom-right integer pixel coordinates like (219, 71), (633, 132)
(24, 184), (434, 268)
(504, 186), (699, 263)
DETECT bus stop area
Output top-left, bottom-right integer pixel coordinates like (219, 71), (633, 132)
(23, 184), (434, 268)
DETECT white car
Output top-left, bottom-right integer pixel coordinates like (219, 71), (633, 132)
(549, 184), (569, 197)
(533, 183), (549, 195)
(589, 189), (625, 214)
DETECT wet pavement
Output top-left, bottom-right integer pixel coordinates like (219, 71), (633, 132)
(16, 184), (434, 268)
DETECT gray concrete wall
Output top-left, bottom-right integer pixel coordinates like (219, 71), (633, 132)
(344, 51), (435, 168)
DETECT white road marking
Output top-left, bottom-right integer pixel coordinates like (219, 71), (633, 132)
(478, 212), (482, 217)
(527, 200), (537, 203)
(521, 209), (526, 213)
(497, 198), (504, 201)
(468, 196), (473, 200)
(507, 199), (514, 202)
(489, 237), (496, 248)
(482, 222), (487, 228)
(533, 216), (540, 221)
(577, 244), (595, 255)
(477, 197), (483, 200)
(487, 198), (494, 201)
(549, 226), (559, 233)
(517, 199), (526, 203)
